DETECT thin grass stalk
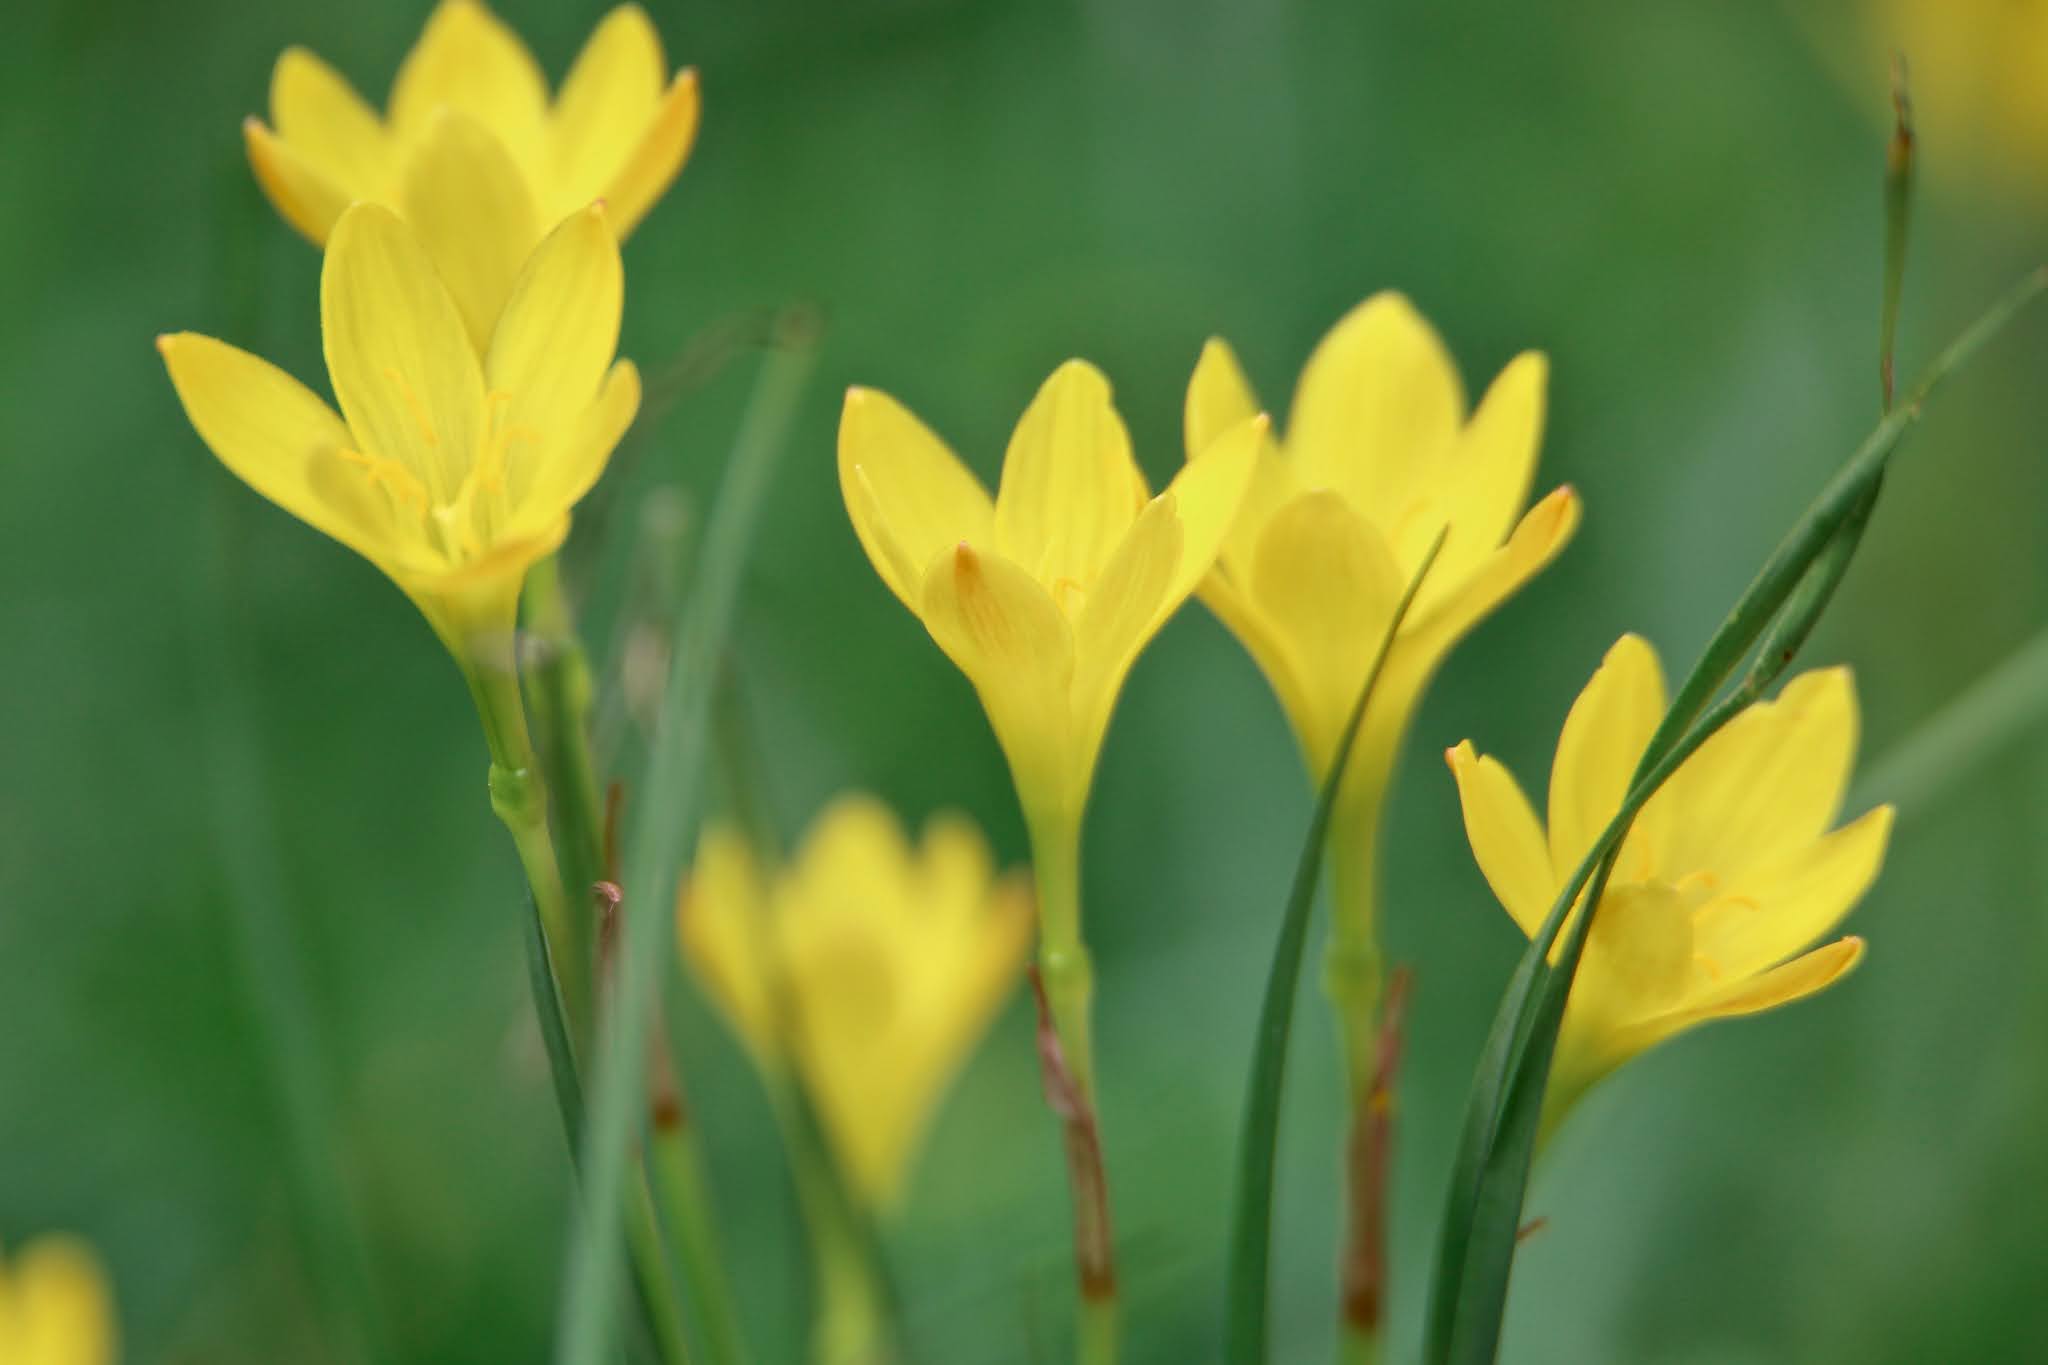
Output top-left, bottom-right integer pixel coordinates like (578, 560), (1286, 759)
(1222, 530), (1447, 1365)
(555, 312), (819, 1365)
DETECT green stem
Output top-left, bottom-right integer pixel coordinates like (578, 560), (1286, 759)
(1024, 805), (1118, 1365)
(787, 1133), (889, 1365)
(1322, 792), (1384, 1093)
(465, 658), (590, 1035)
(525, 557), (607, 1035)
(649, 1121), (754, 1365)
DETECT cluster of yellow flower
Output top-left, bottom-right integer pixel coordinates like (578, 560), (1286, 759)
(125, 3), (1900, 1363)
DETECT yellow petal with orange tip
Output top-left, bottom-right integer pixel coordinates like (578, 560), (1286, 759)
(0, 1236), (116, 1365)
(1619, 936), (1867, 1060)
(156, 331), (395, 568)
(838, 386), (996, 612)
(1546, 631), (1667, 883)
(599, 68), (701, 237)
(1398, 483), (1581, 691)
(320, 202), (486, 503)
(388, 0), (549, 159)
(486, 203), (622, 452)
(399, 111), (541, 351)
(994, 359), (1146, 590)
(1446, 740), (1555, 938)
(1248, 488), (1404, 768)
(243, 116), (355, 246)
(1285, 291), (1465, 518)
(270, 46), (390, 201)
(919, 542), (1078, 812)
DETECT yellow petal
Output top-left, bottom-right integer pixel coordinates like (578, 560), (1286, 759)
(157, 332), (396, 567)
(600, 69), (701, 238)
(503, 359), (641, 543)
(1285, 292), (1465, 518)
(1184, 336), (1260, 463)
(1430, 350), (1546, 584)
(243, 116), (354, 246)
(1446, 740), (1555, 937)
(920, 543), (1078, 814)
(0, 1237), (115, 1365)
(388, 0), (548, 159)
(1405, 483), (1579, 642)
(398, 111), (541, 351)
(678, 823), (775, 1053)
(321, 203), (486, 503)
(1184, 344), (1290, 584)
(839, 386), (995, 612)
(487, 204), (621, 444)
(1248, 489), (1404, 770)
(1572, 880), (1695, 1032)
(551, 6), (667, 213)
(270, 47), (390, 201)
(993, 360), (1146, 590)
(1623, 936), (1866, 1057)
(1661, 666), (1859, 877)
(1694, 805), (1893, 981)
(1547, 633), (1667, 883)
(1072, 495), (1183, 757)
(1157, 414), (1262, 611)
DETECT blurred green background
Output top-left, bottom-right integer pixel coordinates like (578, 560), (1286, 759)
(5, 0), (2047, 1361)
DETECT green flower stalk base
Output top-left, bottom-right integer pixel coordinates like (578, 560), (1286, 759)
(1026, 807), (1119, 1365)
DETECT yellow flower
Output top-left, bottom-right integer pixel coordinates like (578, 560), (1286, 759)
(840, 360), (1261, 829)
(246, 0), (700, 346)
(0, 1236), (115, 1365)
(1185, 292), (1581, 791)
(1848, 0), (2048, 193)
(1447, 634), (1894, 1127)
(159, 201), (639, 664)
(679, 795), (1034, 1207)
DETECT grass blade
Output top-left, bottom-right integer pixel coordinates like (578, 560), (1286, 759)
(554, 311), (820, 1365)
(1223, 530), (1448, 1365)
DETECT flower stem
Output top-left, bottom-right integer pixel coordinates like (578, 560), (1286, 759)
(1325, 793), (1389, 1365)
(466, 656), (591, 1036)
(1025, 807), (1118, 1365)
(649, 1118), (754, 1365)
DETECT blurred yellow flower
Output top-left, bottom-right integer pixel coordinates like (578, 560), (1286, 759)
(0, 1236), (115, 1365)
(1185, 291), (1580, 793)
(1852, 0), (2048, 190)
(679, 795), (1034, 1207)
(246, 0), (700, 345)
(1447, 634), (1893, 1129)
(840, 360), (1260, 832)
(160, 202), (639, 664)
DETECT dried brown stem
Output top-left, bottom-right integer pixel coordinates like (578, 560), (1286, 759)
(1340, 967), (1413, 1335)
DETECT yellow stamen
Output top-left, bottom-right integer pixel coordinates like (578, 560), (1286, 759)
(337, 447), (430, 515)
(383, 366), (440, 447)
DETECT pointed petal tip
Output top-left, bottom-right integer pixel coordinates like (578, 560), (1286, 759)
(1446, 739), (1478, 770)
(672, 66), (700, 91)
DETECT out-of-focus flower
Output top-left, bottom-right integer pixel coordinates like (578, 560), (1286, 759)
(0, 1236), (115, 1365)
(679, 795), (1034, 1207)
(160, 202), (638, 665)
(1447, 634), (1893, 1130)
(246, 0), (699, 344)
(839, 360), (1259, 834)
